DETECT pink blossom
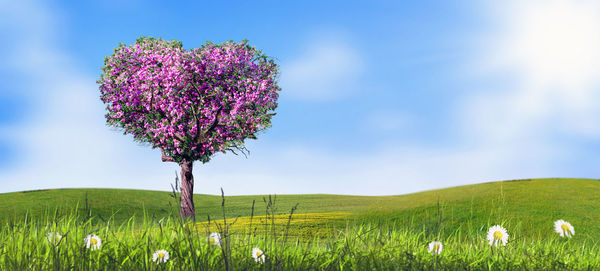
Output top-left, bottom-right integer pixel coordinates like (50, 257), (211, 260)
(98, 37), (279, 163)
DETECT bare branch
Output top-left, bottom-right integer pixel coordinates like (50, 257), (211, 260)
(227, 143), (249, 158)
(227, 148), (238, 155)
(239, 146), (249, 158)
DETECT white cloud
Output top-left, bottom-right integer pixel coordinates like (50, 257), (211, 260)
(5, 2), (483, 197)
(435, 0), (600, 189)
(205, 2), (600, 195)
(1, 0), (597, 198)
(279, 32), (364, 101)
(466, 0), (600, 141)
(0, 0), (181, 193)
(192, 140), (561, 196)
(491, 0), (600, 88)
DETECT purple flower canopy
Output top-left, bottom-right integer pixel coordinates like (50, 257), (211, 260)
(98, 37), (280, 163)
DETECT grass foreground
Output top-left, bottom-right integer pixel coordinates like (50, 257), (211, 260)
(0, 178), (598, 270)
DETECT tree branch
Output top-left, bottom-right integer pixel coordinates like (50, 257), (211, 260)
(191, 105), (201, 142)
(149, 90), (155, 111)
(174, 134), (186, 142)
(226, 141), (249, 158)
(161, 149), (176, 163)
(205, 106), (223, 135)
(196, 106), (223, 144)
(190, 81), (203, 95)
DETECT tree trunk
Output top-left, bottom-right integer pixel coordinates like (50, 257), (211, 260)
(179, 159), (195, 220)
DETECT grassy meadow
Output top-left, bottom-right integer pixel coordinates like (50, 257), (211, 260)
(0, 178), (598, 270)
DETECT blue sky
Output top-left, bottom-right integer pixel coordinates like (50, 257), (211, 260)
(1, 0), (600, 195)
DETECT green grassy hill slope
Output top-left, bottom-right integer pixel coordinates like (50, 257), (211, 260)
(354, 178), (600, 241)
(0, 188), (380, 224)
(0, 178), (597, 240)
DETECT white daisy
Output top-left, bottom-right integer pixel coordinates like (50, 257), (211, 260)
(554, 219), (575, 238)
(428, 241), (443, 255)
(47, 232), (62, 245)
(486, 225), (509, 247)
(152, 249), (170, 264)
(252, 248), (265, 264)
(84, 234), (102, 250)
(208, 232), (221, 246)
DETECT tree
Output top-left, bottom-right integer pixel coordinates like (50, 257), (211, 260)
(98, 37), (280, 220)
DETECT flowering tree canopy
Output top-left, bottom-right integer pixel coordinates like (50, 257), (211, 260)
(98, 37), (280, 218)
(99, 37), (280, 163)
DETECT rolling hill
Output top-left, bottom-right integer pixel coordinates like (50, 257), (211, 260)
(0, 178), (597, 241)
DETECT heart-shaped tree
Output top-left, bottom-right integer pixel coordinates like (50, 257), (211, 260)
(98, 37), (280, 219)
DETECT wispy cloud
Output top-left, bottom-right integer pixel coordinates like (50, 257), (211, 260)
(279, 31), (364, 101)
(0, 0), (180, 192)
(447, 0), (600, 183)
(249, 0), (600, 194)
(465, 0), (600, 141)
(193, 140), (558, 196)
(0, 0), (597, 197)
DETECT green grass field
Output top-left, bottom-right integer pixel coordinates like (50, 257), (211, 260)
(0, 178), (598, 270)
(2, 178), (598, 239)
